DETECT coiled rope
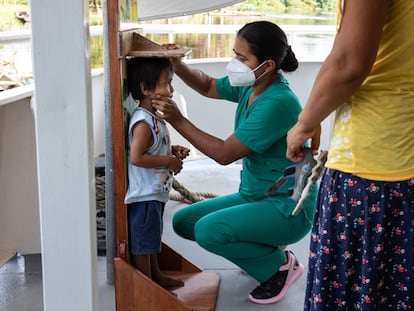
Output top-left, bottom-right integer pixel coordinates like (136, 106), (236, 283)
(170, 178), (219, 204)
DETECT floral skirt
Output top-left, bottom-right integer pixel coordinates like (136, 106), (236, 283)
(304, 168), (414, 311)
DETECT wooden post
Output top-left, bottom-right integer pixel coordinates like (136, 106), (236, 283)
(106, 0), (129, 259)
(105, 3), (220, 310)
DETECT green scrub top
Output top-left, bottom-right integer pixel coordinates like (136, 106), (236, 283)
(216, 74), (302, 202)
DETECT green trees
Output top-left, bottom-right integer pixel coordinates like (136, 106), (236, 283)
(315, 0), (336, 10)
(236, 0), (336, 13)
(89, 0), (102, 13)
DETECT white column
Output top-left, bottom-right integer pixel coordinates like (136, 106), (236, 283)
(30, 0), (98, 310)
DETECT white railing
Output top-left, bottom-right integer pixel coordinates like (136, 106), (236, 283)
(0, 24), (335, 42)
(0, 24), (335, 78)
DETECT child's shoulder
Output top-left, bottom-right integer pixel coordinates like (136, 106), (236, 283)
(129, 107), (163, 129)
(130, 107), (150, 120)
(128, 108), (146, 126)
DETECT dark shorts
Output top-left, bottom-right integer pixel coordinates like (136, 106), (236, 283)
(127, 200), (165, 255)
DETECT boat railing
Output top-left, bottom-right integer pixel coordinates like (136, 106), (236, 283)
(0, 24), (335, 43)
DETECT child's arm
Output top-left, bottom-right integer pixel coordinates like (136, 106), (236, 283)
(130, 121), (183, 174)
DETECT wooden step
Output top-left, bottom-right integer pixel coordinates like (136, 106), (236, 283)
(114, 258), (220, 311)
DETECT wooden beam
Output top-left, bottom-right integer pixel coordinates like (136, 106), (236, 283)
(106, 4), (219, 310)
(106, 0), (129, 258)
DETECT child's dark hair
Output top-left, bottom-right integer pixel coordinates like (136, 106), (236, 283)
(237, 21), (298, 73)
(127, 57), (173, 100)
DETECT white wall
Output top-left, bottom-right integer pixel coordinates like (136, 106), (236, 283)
(0, 70), (104, 255)
(0, 94), (40, 254)
(91, 69), (105, 157)
(170, 59), (332, 159)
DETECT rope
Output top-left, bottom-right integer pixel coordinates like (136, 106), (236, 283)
(170, 178), (219, 204)
(291, 150), (328, 216)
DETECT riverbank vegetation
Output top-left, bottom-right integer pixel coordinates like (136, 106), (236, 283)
(0, 0), (103, 31)
(1, 0), (335, 31)
(237, 0), (335, 14)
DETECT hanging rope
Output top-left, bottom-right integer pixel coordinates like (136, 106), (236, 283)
(170, 177), (219, 204)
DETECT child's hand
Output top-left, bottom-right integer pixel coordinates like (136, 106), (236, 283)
(168, 156), (183, 175)
(172, 145), (190, 160)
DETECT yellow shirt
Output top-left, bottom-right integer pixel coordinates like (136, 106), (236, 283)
(327, 0), (414, 181)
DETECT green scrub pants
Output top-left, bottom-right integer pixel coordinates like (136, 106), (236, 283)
(172, 192), (314, 282)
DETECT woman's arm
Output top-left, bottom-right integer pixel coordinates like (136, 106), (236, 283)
(153, 96), (251, 165)
(286, 0), (390, 161)
(170, 118), (251, 165)
(170, 56), (221, 99)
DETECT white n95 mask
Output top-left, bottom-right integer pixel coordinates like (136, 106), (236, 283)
(226, 58), (268, 86)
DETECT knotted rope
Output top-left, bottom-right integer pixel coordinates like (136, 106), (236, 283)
(170, 177), (219, 204)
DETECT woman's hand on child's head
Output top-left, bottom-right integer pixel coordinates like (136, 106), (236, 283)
(162, 43), (181, 50)
(161, 43), (183, 66)
(168, 156), (183, 175)
(169, 56), (182, 67)
(172, 145), (190, 160)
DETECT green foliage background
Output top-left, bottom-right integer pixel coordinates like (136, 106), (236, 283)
(1, 0), (336, 31)
(236, 0), (336, 13)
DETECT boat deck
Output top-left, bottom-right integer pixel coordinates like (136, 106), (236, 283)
(0, 158), (311, 311)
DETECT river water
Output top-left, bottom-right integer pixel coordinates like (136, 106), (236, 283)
(0, 12), (336, 83)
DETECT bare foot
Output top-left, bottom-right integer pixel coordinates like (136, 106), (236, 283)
(154, 274), (184, 288)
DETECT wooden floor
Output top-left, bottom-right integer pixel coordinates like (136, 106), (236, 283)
(170, 271), (220, 310)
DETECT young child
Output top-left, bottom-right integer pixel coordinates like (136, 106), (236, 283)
(124, 57), (189, 288)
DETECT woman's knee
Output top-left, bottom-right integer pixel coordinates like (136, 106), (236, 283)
(172, 209), (186, 235)
(172, 208), (196, 241)
(194, 217), (232, 251)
